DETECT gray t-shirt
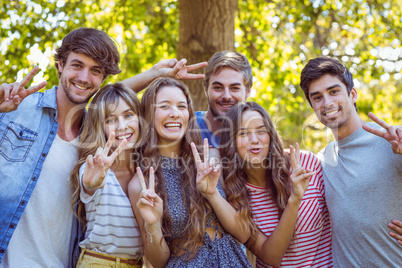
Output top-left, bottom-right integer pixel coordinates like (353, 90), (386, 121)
(318, 122), (402, 267)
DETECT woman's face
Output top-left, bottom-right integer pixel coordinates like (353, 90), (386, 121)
(235, 110), (270, 166)
(154, 86), (189, 147)
(103, 97), (140, 149)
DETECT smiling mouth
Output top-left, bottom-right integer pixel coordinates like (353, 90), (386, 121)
(323, 108), (340, 117)
(164, 123), (182, 130)
(116, 133), (133, 141)
(72, 82), (90, 90)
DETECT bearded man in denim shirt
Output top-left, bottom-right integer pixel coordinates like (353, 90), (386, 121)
(0, 27), (206, 267)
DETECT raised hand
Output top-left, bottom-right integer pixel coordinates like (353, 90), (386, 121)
(289, 143), (315, 201)
(136, 167), (163, 226)
(362, 112), (402, 154)
(0, 66), (47, 113)
(191, 138), (220, 197)
(388, 219), (402, 246)
(82, 132), (127, 192)
(151, 58), (207, 80)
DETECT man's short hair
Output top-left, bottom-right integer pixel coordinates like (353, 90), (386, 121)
(54, 28), (121, 79)
(203, 51), (253, 90)
(300, 57), (355, 108)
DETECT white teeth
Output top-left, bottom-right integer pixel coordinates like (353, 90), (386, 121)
(116, 133), (132, 140)
(165, 123), (181, 128)
(73, 83), (87, 90)
(325, 110), (338, 116)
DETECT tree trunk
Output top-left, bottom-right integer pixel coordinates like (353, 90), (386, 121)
(178, 0), (237, 111)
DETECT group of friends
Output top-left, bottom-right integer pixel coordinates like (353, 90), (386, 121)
(0, 27), (401, 268)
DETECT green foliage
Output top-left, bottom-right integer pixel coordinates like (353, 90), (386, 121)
(1, 0), (401, 153)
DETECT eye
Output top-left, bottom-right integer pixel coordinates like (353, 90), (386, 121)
(238, 131), (247, 137)
(330, 89), (340, 95)
(312, 95), (322, 101)
(213, 86), (223, 90)
(124, 113), (134, 119)
(92, 69), (102, 75)
(258, 129), (268, 134)
(159, 104), (169, 109)
(105, 117), (115, 124)
(72, 64), (81, 68)
(179, 105), (188, 109)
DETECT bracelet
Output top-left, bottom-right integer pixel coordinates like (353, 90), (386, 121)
(145, 227), (161, 243)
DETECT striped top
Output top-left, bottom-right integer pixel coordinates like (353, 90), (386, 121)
(79, 164), (142, 258)
(246, 152), (332, 268)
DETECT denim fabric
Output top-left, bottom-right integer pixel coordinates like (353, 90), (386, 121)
(194, 111), (220, 148)
(0, 86), (78, 264)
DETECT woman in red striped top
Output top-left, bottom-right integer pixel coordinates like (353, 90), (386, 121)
(219, 102), (333, 267)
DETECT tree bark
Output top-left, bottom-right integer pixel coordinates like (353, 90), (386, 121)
(178, 0), (237, 111)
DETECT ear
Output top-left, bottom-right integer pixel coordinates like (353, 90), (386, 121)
(245, 87), (251, 99)
(350, 88), (358, 103)
(58, 61), (64, 74)
(204, 87), (209, 99)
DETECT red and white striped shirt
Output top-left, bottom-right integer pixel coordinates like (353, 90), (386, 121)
(246, 152), (332, 268)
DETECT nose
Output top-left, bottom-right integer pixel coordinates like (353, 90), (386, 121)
(77, 68), (90, 83)
(117, 116), (127, 130)
(322, 94), (335, 107)
(248, 132), (259, 144)
(169, 106), (179, 118)
(222, 88), (231, 101)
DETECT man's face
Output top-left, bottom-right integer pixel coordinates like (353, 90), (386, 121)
(205, 67), (250, 118)
(308, 74), (357, 130)
(58, 52), (104, 105)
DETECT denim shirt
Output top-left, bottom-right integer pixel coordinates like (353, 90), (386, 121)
(0, 86), (83, 266)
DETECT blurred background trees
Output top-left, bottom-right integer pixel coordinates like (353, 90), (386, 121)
(1, 0), (401, 152)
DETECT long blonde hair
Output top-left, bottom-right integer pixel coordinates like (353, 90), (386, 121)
(70, 82), (142, 228)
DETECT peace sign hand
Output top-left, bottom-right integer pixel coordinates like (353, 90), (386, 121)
(191, 138), (221, 198)
(82, 132), (127, 193)
(289, 143), (315, 202)
(152, 58), (207, 80)
(136, 167), (163, 226)
(362, 112), (402, 155)
(0, 66), (47, 113)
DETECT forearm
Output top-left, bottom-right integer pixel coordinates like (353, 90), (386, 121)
(121, 67), (161, 93)
(206, 192), (250, 243)
(142, 222), (170, 268)
(255, 198), (301, 266)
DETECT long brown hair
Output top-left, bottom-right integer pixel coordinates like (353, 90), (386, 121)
(140, 77), (211, 258)
(220, 102), (291, 244)
(70, 82), (142, 228)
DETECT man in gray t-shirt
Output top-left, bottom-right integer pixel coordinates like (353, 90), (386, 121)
(299, 56), (402, 267)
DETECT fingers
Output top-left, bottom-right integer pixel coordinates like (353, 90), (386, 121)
(26, 81), (47, 95)
(149, 167), (155, 192)
(290, 143), (300, 169)
(136, 167), (147, 191)
(86, 154), (95, 169)
(109, 138), (128, 161)
(368, 112), (390, 129)
(203, 138), (209, 167)
(186, 61), (207, 72)
(20, 66), (40, 88)
(362, 123), (385, 138)
(388, 219), (402, 245)
(191, 142), (202, 164)
(172, 58), (187, 77)
(103, 132), (115, 155)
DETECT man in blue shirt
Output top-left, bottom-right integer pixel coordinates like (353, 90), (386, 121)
(196, 51), (253, 148)
(0, 27), (206, 267)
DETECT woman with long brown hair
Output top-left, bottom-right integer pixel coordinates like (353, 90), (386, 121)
(219, 102), (333, 267)
(128, 77), (251, 267)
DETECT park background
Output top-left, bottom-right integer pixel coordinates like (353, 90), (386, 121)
(1, 0), (401, 153)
